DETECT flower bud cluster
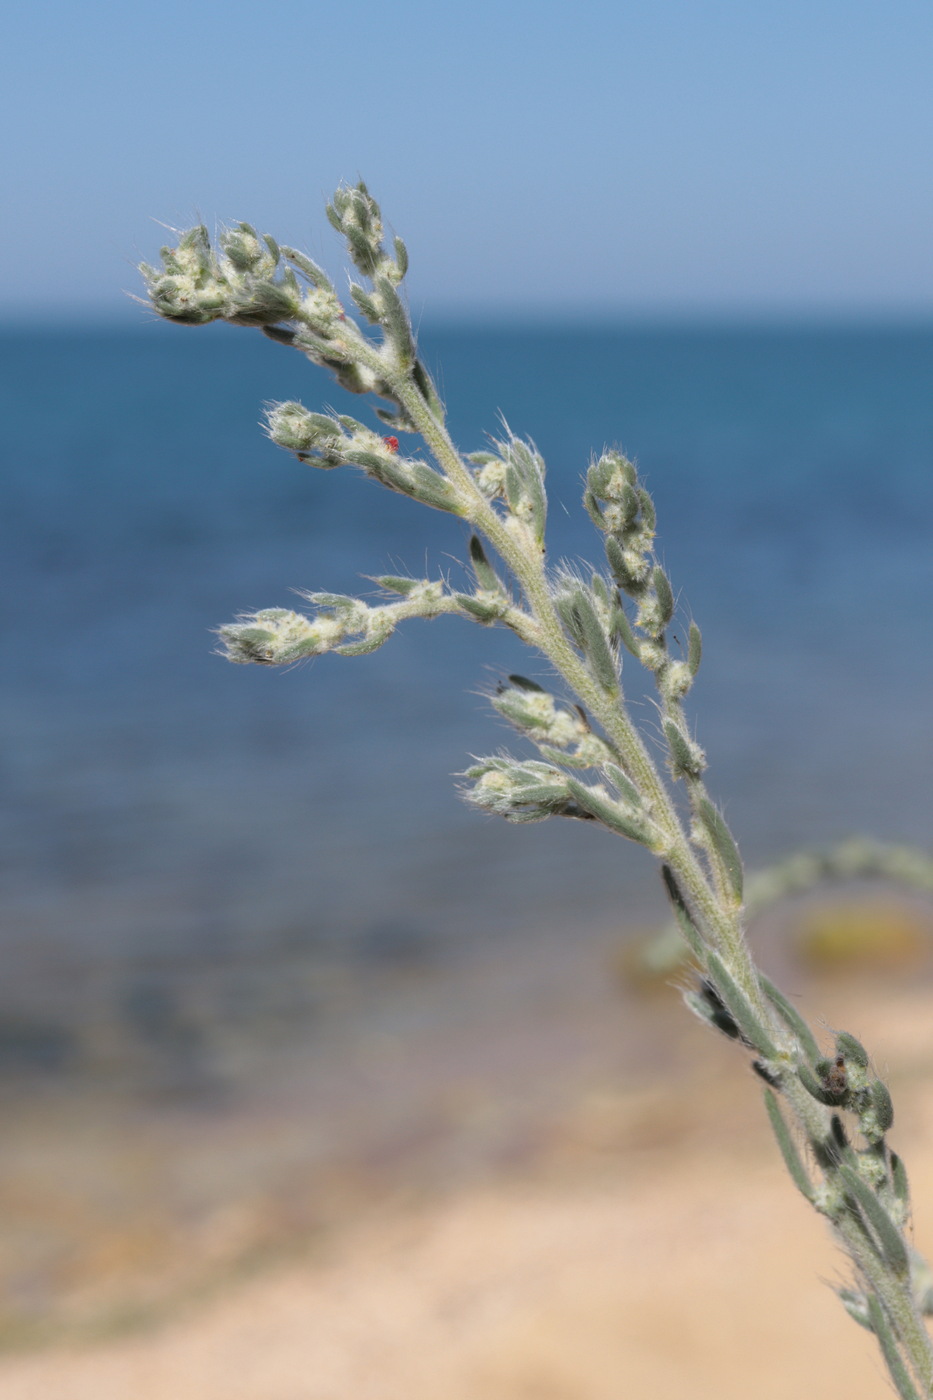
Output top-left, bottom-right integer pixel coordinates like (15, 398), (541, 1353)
(583, 453), (708, 792)
(141, 180), (447, 441)
(264, 403), (464, 515)
(218, 606), (354, 666)
(584, 452), (699, 696)
(465, 754), (655, 847)
(491, 677), (615, 768)
(324, 182), (430, 388)
(464, 758), (579, 823)
(327, 182), (396, 282)
(467, 435), (547, 547)
(786, 1027), (909, 1247)
(552, 572), (620, 694)
(219, 581), (451, 666)
(585, 452), (655, 592)
(140, 224), (234, 326)
(800, 1032), (897, 1151)
(141, 222), (311, 330)
(217, 576), (520, 669)
(142, 220), (382, 397)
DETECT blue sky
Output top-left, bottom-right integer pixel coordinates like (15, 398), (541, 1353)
(4, 0), (932, 319)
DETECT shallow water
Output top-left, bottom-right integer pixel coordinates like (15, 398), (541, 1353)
(3, 322), (932, 1069)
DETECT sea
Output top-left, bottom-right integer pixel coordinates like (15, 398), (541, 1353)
(3, 321), (933, 1079)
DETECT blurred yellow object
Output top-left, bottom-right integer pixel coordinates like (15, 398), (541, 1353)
(796, 899), (930, 970)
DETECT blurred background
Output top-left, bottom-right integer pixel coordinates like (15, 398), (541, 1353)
(2, 3), (933, 1396)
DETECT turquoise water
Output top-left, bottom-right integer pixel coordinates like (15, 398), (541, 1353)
(3, 323), (932, 1056)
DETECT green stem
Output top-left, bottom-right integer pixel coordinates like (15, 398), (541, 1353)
(385, 360), (763, 1001)
(837, 1210), (933, 1393)
(781, 1076), (933, 1395)
(150, 204), (933, 1398)
(398, 359), (933, 1393)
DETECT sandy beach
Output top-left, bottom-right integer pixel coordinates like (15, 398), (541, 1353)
(1, 925), (932, 1400)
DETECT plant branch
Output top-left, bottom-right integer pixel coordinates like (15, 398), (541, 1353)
(139, 182), (933, 1397)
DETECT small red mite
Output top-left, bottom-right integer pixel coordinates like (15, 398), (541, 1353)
(383, 436), (399, 453)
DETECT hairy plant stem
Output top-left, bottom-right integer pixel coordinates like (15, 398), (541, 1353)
(386, 347), (933, 1395)
(843, 1214), (933, 1392)
(143, 195), (933, 1396)
(783, 1073), (933, 1390)
(379, 352), (762, 1002)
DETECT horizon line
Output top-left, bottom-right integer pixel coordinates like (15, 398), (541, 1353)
(2, 306), (933, 334)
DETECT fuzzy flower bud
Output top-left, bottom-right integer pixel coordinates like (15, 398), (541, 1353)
(219, 608), (341, 665)
(140, 225), (231, 325)
(142, 223), (301, 329)
(587, 451), (637, 501)
(219, 223), (278, 275)
(266, 402), (342, 455)
(464, 759), (574, 823)
(473, 457), (508, 499)
(660, 660), (694, 702)
(226, 278), (300, 328)
(300, 286), (347, 336)
(328, 182), (386, 278)
(492, 683), (587, 746)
